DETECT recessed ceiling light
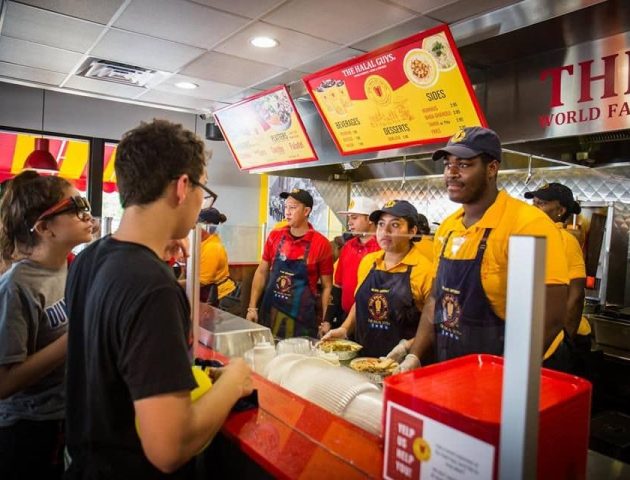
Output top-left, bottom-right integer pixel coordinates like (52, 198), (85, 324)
(250, 36), (278, 48)
(175, 81), (198, 90)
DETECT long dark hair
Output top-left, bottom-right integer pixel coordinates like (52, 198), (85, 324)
(0, 171), (71, 263)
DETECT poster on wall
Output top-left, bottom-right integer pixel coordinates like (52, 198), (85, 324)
(303, 25), (486, 155)
(213, 86), (318, 171)
(267, 176), (328, 235)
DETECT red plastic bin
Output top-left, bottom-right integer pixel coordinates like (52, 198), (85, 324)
(382, 354), (591, 480)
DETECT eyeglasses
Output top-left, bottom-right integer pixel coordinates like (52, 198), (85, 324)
(30, 196), (92, 232)
(171, 175), (218, 210)
(190, 178), (217, 210)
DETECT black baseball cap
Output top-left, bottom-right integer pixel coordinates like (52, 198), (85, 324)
(432, 126), (502, 162)
(369, 200), (418, 223)
(524, 183), (581, 215)
(198, 207), (226, 225)
(280, 188), (313, 208)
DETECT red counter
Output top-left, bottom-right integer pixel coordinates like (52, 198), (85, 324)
(196, 345), (384, 479)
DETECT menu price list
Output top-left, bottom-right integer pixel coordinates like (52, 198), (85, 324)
(304, 25), (485, 155)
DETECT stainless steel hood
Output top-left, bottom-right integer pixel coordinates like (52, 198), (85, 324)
(251, 0), (630, 180)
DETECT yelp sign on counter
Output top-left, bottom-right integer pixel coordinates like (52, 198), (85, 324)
(384, 403), (494, 480)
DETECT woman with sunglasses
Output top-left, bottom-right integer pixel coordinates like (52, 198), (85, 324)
(0, 170), (93, 479)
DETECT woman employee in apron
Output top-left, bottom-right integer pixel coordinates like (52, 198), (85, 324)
(323, 200), (433, 358)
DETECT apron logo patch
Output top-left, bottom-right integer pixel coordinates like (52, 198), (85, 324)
(275, 273), (293, 295)
(368, 293), (390, 327)
(440, 293), (462, 337)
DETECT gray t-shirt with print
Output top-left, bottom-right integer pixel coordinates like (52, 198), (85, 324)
(0, 259), (68, 425)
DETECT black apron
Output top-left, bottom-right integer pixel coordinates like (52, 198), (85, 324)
(354, 260), (420, 358)
(434, 228), (505, 362)
(260, 232), (317, 338)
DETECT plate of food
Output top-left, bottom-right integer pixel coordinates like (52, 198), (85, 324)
(316, 339), (363, 361)
(422, 33), (456, 71)
(349, 357), (399, 381)
(403, 48), (439, 88)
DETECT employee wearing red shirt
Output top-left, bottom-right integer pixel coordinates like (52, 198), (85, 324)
(247, 189), (333, 338)
(325, 197), (380, 329)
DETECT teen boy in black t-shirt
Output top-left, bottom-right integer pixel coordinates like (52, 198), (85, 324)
(64, 120), (252, 479)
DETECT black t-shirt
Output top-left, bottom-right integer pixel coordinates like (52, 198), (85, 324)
(65, 236), (197, 479)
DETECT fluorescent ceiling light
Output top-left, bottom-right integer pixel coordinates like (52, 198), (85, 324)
(175, 81), (198, 90)
(250, 36), (278, 48)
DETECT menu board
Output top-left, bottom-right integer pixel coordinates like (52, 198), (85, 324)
(303, 25), (486, 155)
(213, 86), (318, 170)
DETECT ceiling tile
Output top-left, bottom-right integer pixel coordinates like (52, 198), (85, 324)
(388, 0), (459, 14)
(65, 75), (146, 98)
(350, 15), (442, 52)
(422, 0), (521, 23)
(190, 0), (285, 19)
(2, 2), (105, 53)
(139, 89), (221, 111)
(153, 74), (243, 101)
(0, 61), (66, 85)
(221, 88), (263, 105)
(14, 0), (126, 25)
(215, 22), (339, 68)
(263, 0), (415, 44)
(253, 69), (308, 90)
(91, 28), (205, 72)
(296, 48), (363, 73)
(181, 51), (284, 87)
(113, 0), (249, 49)
(0, 36), (83, 73)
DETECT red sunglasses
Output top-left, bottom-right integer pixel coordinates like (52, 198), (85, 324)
(30, 196), (92, 232)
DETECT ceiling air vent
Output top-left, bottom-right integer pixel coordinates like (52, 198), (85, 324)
(78, 58), (159, 87)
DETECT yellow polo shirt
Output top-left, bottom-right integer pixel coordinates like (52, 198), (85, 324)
(434, 191), (569, 359)
(558, 225), (591, 336)
(415, 235), (434, 263)
(356, 242), (433, 312)
(199, 234), (236, 300)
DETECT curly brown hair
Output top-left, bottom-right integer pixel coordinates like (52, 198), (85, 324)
(0, 171), (72, 262)
(115, 119), (207, 208)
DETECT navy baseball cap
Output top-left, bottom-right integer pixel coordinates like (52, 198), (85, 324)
(524, 183), (581, 215)
(280, 188), (313, 208)
(369, 200), (418, 223)
(198, 207), (226, 224)
(432, 126), (502, 162)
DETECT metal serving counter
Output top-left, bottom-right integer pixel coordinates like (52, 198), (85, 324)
(197, 305), (273, 358)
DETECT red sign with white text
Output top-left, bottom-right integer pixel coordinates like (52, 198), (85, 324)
(303, 25), (486, 155)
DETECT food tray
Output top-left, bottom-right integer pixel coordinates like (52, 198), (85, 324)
(349, 357), (398, 383)
(316, 339), (363, 361)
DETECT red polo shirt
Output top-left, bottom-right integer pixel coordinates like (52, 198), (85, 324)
(334, 235), (380, 313)
(262, 225), (334, 295)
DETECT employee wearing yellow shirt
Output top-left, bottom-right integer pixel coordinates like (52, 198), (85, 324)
(404, 127), (569, 372)
(198, 207), (236, 306)
(323, 200), (433, 358)
(525, 182), (591, 357)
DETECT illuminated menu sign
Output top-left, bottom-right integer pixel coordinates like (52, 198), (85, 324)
(213, 86), (317, 170)
(303, 25), (486, 155)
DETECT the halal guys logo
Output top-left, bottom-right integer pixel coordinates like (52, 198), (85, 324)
(450, 129), (466, 143)
(383, 200), (397, 208)
(368, 293), (389, 321)
(348, 199), (356, 209)
(276, 273), (293, 294)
